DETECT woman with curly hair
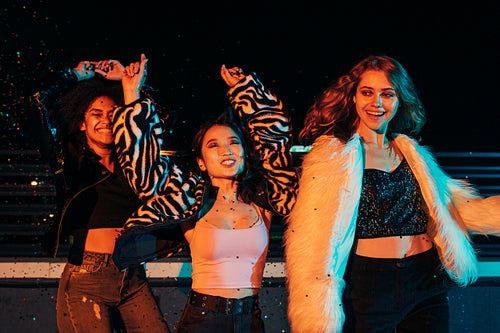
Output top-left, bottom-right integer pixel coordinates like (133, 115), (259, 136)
(33, 57), (170, 332)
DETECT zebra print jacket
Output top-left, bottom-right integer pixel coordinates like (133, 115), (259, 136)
(112, 74), (298, 270)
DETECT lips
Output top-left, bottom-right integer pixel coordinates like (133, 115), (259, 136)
(220, 158), (237, 167)
(96, 128), (113, 134)
(366, 110), (385, 117)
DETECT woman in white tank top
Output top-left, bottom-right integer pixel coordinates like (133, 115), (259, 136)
(111, 61), (298, 332)
(174, 66), (282, 333)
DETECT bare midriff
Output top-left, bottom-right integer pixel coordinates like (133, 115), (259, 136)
(84, 228), (122, 254)
(355, 234), (433, 258)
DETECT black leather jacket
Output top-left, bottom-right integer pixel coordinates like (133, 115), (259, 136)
(31, 69), (167, 262)
(31, 69), (114, 259)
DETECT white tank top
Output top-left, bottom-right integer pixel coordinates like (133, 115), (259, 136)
(190, 213), (269, 289)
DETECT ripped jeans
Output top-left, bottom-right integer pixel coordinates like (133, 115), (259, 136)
(57, 251), (170, 333)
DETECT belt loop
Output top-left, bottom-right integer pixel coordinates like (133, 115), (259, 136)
(214, 295), (220, 313)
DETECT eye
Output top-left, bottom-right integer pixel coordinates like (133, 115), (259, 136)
(207, 142), (219, 148)
(360, 90), (372, 96)
(230, 139), (241, 145)
(382, 92), (396, 98)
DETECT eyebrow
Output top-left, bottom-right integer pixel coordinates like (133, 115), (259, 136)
(359, 86), (396, 91)
(205, 136), (240, 145)
(88, 108), (114, 113)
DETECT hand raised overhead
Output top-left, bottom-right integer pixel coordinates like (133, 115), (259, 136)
(221, 64), (246, 87)
(122, 54), (148, 104)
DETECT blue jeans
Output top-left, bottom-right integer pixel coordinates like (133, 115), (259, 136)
(343, 247), (453, 333)
(57, 251), (170, 332)
(175, 290), (265, 332)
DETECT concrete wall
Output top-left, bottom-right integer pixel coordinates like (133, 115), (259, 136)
(1, 281), (499, 332)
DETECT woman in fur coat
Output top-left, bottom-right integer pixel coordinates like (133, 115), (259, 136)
(284, 55), (500, 332)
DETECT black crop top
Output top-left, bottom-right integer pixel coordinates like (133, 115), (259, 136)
(355, 158), (428, 238)
(86, 164), (142, 229)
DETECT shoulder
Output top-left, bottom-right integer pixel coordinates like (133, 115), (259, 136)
(303, 134), (362, 167)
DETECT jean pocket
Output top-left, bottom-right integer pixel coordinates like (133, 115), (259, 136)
(175, 304), (214, 330)
(74, 261), (104, 274)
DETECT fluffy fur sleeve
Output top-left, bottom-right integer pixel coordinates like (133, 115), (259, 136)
(285, 135), (363, 333)
(454, 194), (500, 236)
(395, 135), (479, 285)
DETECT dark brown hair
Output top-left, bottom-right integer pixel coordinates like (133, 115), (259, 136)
(191, 109), (263, 201)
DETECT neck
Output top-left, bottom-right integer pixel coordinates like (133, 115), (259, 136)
(88, 143), (114, 172)
(356, 128), (389, 148)
(212, 178), (239, 202)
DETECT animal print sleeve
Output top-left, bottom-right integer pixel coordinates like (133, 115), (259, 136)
(113, 98), (196, 210)
(228, 75), (298, 215)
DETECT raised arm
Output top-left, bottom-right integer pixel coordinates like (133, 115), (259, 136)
(222, 65), (298, 215)
(113, 55), (197, 208)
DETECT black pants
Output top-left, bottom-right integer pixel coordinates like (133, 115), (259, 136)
(343, 247), (453, 333)
(175, 290), (265, 332)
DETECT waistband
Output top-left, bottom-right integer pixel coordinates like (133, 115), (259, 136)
(352, 247), (439, 270)
(188, 290), (259, 315)
(81, 251), (114, 264)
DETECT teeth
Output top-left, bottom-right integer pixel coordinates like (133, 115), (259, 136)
(97, 129), (112, 133)
(222, 160), (235, 166)
(367, 111), (384, 116)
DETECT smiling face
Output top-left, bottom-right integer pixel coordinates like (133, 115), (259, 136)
(197, 124), (245, 182)
(354, 70), (399, 136)
(80, 96), (116, 152)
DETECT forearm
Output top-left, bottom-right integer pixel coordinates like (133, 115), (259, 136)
(228, 74), (298, 215)
(113, 98), (173, 201)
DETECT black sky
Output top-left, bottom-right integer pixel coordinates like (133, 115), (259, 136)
(3, 0), (499, 152)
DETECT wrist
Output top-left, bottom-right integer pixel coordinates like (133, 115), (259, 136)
(71, 68), (84, 82)
(123, 88), (141, 105)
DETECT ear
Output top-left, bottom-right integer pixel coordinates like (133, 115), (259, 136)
(353, 95), (357, 104)
(80, 121), (86, 131)
(197, 158), (206, 172)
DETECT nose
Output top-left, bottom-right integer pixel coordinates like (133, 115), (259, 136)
(220, 143), (234, 156)
(371, 93), (383, 108)
(103, 113), (113, 126)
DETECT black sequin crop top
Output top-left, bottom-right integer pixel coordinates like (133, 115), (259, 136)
(355, 158), (428, 238)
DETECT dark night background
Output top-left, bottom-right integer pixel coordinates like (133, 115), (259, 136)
(1, 0), (499, 152)
(0, 3), (499, 331)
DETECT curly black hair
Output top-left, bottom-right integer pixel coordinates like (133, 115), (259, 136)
(58, 78), (123, 148)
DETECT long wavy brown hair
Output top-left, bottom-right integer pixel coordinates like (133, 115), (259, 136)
(299, 55), (426, 144)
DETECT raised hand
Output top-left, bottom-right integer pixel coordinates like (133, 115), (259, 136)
(72, 61), (96, 81)
(221, 64), (246, 87)
(94, 60), (125, 81)
(122, 54), (148, 104)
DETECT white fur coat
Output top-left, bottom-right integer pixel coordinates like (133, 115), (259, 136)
(284, 134), (500, 333)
